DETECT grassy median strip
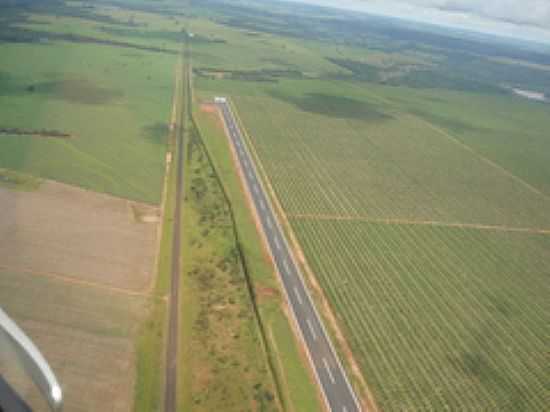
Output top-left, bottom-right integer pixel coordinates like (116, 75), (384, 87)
(177, 122), (279, 411)
(193, 105), (322, 412)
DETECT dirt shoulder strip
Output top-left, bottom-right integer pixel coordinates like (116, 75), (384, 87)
(289, 214), (550, 235)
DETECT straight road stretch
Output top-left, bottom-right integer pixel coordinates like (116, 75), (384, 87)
(217, 99), (362, 412)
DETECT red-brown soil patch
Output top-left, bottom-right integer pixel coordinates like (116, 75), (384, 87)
(200, 103), (226, 132)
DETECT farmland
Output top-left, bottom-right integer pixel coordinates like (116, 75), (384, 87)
(0, 1), (178, 410)
(3, 0), (550, 410)
(0, 1), (178, 204)
(197, 82), (550, 409)
(0, 181), (158, 411)
(196, 85), (550, 228)
(190, 1), (550, 407)
(293, 220), (549, 410)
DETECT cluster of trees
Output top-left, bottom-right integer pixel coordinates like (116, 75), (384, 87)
(0, 127), (71, 138)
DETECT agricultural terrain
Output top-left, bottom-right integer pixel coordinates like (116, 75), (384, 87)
(1, 1), (322, 411)
(209, 79), (550, 411)
(190, 0), (550, 410)
(0, 1), (177, 410)
(0, 179), (158, 411)
(0, 0), (180, 203)
(2, 0), (550, 411)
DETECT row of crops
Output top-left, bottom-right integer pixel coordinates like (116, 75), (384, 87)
(234, 95), (550, 229)
(293, 219), (549, 411)
(232, 93), (550, 410)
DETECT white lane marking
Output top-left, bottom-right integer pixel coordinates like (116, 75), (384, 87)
(283, 259), (291, 274)
(323, 357), (336, 384)
(293, 286), (303, 305)
(259, 199), (266, 211)
(342, 407), (349, 412)
(266, 217), (273, 229)
(307, 318), (317, 340)
(274, 236), (281, 251)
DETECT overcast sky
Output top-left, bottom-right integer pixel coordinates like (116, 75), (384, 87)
(290, 0), (550, 44)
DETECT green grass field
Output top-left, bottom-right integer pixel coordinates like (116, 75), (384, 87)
(0, 6), (176, 203)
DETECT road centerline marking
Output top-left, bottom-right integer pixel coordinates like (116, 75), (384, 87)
(283, 259), (291, 274)
(307, 318), (318, 340)
(323, 357), (336, 384)
(294, 286), (304, 305)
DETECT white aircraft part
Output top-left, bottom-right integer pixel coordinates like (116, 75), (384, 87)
(0, 307), (63, 411)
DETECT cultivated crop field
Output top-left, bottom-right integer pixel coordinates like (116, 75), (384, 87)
(293, 220), (549, 410)
(0, 180), (158, 411)
(232, 90), (550, 229)
(0, 181), (158, 291)
(0, 2), (176, 204)
(198, 79), (550, 410)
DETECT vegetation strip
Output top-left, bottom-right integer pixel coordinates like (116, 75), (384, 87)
(188, 75), (286, 412)
(0, 127), (71, 139)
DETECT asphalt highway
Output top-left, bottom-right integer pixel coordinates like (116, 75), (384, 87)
(164, 61), (185, 412)
(217, 100), (362, 412)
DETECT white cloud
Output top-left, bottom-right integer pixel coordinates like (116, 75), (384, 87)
(410, 0), (550, 28)
(291, 0), (550, 44)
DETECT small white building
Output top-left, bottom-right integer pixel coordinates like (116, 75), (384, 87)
(214, 96), (227, 104)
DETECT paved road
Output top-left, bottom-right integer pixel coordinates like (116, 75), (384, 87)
(164, 61), (185, 412)
(217, 100), (362, 412)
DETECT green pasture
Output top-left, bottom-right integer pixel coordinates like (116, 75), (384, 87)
(0, 40), (175, 203)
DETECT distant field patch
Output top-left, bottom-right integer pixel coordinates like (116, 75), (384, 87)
(233, 93), (550, 228)
(29, 76), (123, 105)
(270, 91), (392, 121)
(0, 41), (175, 203)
